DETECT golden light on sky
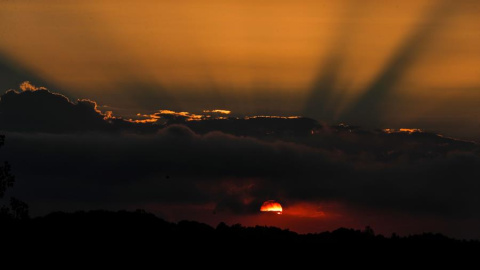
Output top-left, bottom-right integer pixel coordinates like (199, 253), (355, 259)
(1, 0), (479, 138)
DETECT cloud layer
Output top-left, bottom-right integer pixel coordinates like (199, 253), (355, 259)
(1, 85), (480, 237)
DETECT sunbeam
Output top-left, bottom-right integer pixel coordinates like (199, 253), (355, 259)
(339, 1), (454, 127)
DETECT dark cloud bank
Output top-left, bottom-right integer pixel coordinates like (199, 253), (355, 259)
(1, 86), (480, 237)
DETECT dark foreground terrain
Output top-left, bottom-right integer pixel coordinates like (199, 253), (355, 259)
(2, 210), (479, 257)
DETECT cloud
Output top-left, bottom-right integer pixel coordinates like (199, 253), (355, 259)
(1, 84), (480, 238)
(19, 81), (47, 92)
(0, 84), (165, 133)
(3, 122), (480, 220)
(3, 125), (335, 209)
(0, 84), (319, 136)
(154, 110), (204, 122)
(203, 109), (231, 115)
(0, 87), (111, 133)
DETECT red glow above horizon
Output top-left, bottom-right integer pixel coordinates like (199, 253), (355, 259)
(260, 200), (283, 214)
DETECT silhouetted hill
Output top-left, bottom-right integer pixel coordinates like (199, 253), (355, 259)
(2, 210), (479, 257)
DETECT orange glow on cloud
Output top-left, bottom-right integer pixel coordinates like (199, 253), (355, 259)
(158, 110), (204, 121)
(127, 113), (161, 123)
(260, 200), (283, 214)
(383, 128), (423, 134)
(127, 108), (305, 124)
(18, 81), (46, 92)
(203, 110), (231, 115)
(245, 116), (301, 120)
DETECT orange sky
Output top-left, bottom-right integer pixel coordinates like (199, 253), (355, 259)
(1, 0), (479, 138)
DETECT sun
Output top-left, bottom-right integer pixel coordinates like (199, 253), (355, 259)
(260, 200), (283, 215)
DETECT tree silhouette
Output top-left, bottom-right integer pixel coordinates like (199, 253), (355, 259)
(364, 225), (375, 236)
(10, 197), (29, 220)
(0, 134), (28, 220)
(0, 135), (14, 199)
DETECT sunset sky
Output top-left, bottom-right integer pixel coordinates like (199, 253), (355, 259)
(2, 0), (480, 137)
(1, 0), (480, 239)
